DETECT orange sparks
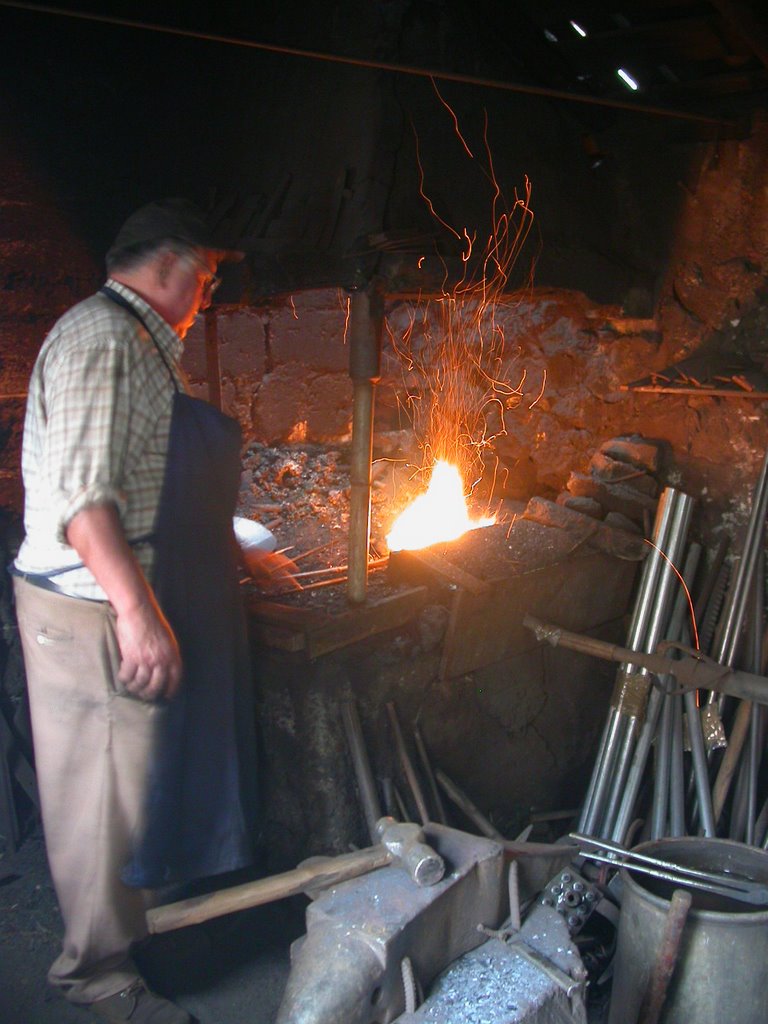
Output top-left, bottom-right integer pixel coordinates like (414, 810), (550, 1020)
(412, 121), (462, 242)
(430, 76), (475, 159)
(528, 369), (547, 409)
(643, 540), (700, 650)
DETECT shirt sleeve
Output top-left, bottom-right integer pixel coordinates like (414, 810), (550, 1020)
(41, 337), (134, 544)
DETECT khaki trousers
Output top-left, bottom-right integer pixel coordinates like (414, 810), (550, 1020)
(14, 578), (163, 1004)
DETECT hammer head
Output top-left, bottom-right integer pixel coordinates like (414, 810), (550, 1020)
(375, 817), (445, 886)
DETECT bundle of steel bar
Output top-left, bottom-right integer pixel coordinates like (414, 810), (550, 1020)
(528, 450), (768, 846)
(577, 487), (694, 842)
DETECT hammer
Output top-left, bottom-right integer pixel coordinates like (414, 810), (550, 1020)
(146, 817), (444, 935)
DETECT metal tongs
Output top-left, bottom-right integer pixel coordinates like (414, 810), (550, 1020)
(570, 832), (768, 907)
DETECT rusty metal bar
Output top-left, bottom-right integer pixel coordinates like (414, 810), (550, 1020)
(0, 2), (741, 128)
(386, 701), (430, 825)
(435, 768), (505, 841)
(341, 699), (383, 843)
(414, 725), (447, 825)
(347, 286), (383, 605)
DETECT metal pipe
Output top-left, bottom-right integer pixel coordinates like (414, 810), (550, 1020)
(684, 686), (716, 836)
(341, 700), (383, 843)
(0, 1), (740, 129)
(606, 496), (695, 841)
(386, 701), (430, 825)
(578, 709), (625, 836)
(669, 695), (685, 836)
(653, 543), (702, 839)
(578, 489), (682, 835)
(747, 551), (764, 845)
(711, 448), (768, 670)
(413, 726), (447, 825)
(525, 617), (768, 707)
(347, 286), (383, 605)
(434, 768), (505, 840)
(636, 888), (693, 1024)
(652, 688), (674, 839)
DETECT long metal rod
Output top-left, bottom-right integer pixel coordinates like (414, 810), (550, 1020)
(652, 544), (702, 839)
(606, 493), (694, 841)
(571, 833), (768, 905)
(669, 695), (686, 836)
(578, 489), (681, 835)
(747, 551), (764, 844)
(341, 700), (383, 843)
(347, 288), (383, 605)
(386, 702), (430, 825)
(0, 1), (740, 127)
(652, 687), (675, 839)
(712, 448), (768, 671)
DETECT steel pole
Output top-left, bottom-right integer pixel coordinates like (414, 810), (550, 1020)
(604, 491), (694, 840)
(578, 488), (680, 835)
(347, 286), (383, 605)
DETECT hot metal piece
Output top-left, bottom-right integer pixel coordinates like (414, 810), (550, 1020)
(275, 824), (506, 1024)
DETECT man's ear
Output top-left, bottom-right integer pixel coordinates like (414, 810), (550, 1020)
(157, 249), (176, 286)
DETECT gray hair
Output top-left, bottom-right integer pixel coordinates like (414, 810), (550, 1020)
(105, 237), (197, 275)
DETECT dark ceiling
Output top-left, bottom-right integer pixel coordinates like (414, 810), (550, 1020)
(2, 1), (767, 303)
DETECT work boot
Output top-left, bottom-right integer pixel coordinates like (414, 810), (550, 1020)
(89, 979), (195, 1023)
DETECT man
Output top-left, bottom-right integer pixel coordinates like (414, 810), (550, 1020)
(12, 199), (282, 1023)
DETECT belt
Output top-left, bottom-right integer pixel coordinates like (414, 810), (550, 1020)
(9, 567), (106, 602)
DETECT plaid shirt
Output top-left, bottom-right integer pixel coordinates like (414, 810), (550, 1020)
(15, 280), (185, 600)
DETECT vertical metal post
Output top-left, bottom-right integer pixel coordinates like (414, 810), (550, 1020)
(347, 285), (383, 605)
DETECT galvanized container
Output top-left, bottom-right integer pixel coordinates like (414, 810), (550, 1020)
(608, 837), (768, 1024)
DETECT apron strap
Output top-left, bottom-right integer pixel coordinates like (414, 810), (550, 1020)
(100, 285), (179, 391)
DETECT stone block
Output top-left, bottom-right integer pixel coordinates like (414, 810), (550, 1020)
(599, 435), (663, 474)
(219, 308), (267, 379)
(268, 288), (349, 372)
(589, 451), (658, 496)
(557, 493), (603, 518)
(566, 471), (657, 523)
(254, 364), (352, 443)
(524, 496), (647, 560)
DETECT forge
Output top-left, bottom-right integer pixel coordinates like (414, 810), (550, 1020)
(237, 435), (642, 868)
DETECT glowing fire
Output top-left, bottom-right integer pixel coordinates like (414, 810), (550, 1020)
(387, 460), (495, 552)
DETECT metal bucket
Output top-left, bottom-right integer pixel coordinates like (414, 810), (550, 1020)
(608, 837), (768, 1024)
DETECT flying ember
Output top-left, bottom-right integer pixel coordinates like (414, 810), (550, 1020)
(386, 460), (495, 552)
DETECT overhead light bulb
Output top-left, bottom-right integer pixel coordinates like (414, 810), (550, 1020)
(617, 68), (639, 90)
(569, 20), (587, 38)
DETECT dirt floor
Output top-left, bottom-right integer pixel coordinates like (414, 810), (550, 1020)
(1, 821), (615, 1024)
(0, 823), (302, 1024)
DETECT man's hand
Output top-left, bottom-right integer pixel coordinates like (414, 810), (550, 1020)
(66, 503), (183, 702)
(115, 600), (182, 702)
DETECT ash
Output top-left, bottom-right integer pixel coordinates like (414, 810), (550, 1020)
(238, 442), (398, 562)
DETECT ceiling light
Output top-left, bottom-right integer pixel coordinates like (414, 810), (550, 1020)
(617, 68), (639, 90)
(544, 28), (559, 43)
(569, 20), (587, 38)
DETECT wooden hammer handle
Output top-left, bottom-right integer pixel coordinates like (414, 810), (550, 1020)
(147, 845), (392, 934)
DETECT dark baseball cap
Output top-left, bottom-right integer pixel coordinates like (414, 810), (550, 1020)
(106, 198), (244, 263)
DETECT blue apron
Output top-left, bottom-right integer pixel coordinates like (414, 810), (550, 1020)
(100, 287), (257, 888)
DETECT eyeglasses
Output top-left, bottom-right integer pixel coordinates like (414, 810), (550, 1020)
(183, 251), (221, 296)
